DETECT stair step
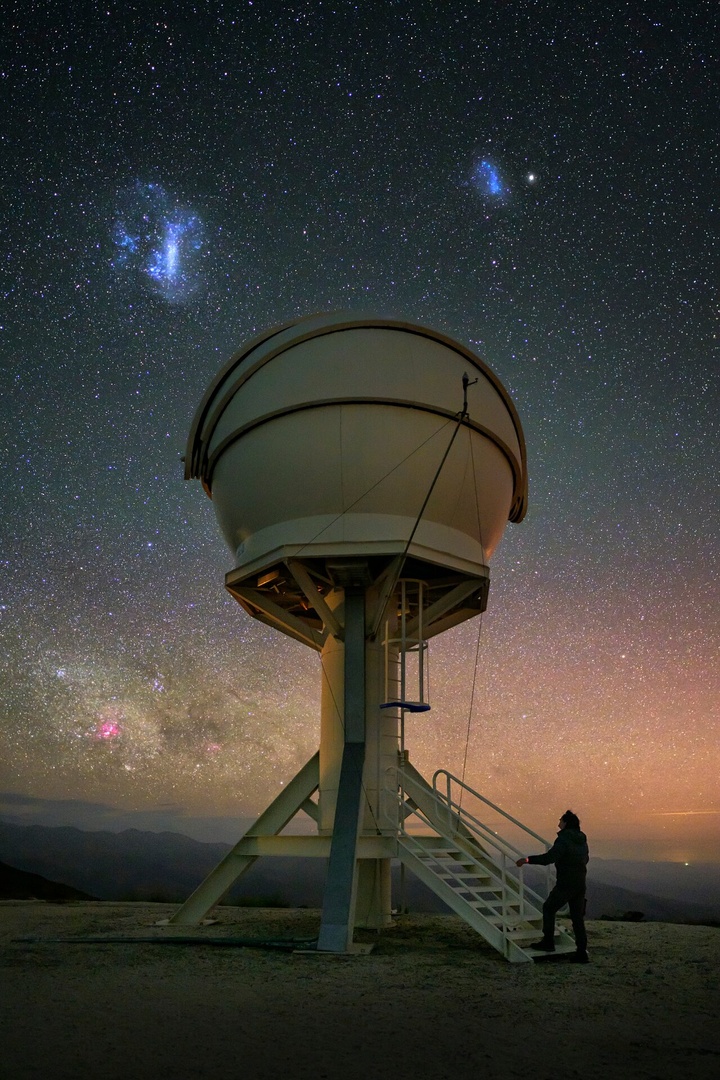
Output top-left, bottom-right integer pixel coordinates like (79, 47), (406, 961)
(424, 860), (476, 869)
(427, 866), (488, 878)
(432, 871), (486, 881)
(482, 912), (541, 925)
(525, 943), (578, 956)
(469, 902), (524, 912)
(453, 886), (494, 894)
(432, 853), (489, 868)
(423, 850), (466, 859)
(427, 864), (479, 872)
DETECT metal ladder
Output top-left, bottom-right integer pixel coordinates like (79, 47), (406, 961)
(396, 764), (578, 962)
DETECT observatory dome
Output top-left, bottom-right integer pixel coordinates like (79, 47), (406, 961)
(186, 313), (527, 582)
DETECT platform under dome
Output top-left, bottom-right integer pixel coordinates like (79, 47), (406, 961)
(186, 313), (527, 596)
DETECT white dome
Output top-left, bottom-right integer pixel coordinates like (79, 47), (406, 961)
(186, 313), (527, 580)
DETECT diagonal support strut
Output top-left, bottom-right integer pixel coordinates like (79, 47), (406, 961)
(169, 751), (320, 926)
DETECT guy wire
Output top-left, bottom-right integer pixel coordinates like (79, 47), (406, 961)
(459, 418), (487, 803)
(380, 394), (471, 616)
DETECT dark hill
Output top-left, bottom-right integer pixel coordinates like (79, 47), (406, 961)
(0, 820), (230, 902)
(0, 859), (97, 901)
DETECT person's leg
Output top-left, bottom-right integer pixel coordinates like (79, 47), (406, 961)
(540, 885), (567, 945)
(568, 891), (588, 953)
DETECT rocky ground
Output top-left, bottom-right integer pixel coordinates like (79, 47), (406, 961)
(1, 902), (718, 1080)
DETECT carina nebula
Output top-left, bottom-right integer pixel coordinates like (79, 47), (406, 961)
(111, 181), (205, 303)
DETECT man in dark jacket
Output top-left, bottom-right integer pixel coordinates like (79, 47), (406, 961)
(516, 810), (589, 962)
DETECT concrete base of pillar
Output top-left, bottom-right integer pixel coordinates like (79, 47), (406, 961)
(354, 858), (393, 929)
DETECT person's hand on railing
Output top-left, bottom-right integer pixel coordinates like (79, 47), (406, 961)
(515, 857), (529, 868)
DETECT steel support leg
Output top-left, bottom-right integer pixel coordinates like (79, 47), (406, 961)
(316, 588), (366, 952)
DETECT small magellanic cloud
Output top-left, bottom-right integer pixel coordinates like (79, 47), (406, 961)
(470, 158), (506, 200)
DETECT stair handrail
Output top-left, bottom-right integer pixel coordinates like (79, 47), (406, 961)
(432, 768), (551, 856)
(396, 799), (536, 927)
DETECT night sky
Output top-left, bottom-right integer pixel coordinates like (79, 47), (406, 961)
(1, 2), (718, 862)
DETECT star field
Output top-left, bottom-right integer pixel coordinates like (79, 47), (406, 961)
(0, 1), (718, 860)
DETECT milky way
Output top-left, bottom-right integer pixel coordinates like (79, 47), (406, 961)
(1, 3), (718, 861)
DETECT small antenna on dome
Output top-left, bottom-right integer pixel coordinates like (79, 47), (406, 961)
(462, 371), (478, 417)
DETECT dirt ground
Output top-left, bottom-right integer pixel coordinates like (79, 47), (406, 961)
(1, 902), (718, 1080)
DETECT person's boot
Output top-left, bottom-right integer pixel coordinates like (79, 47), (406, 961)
(570, 950), (590, 963)
(529, 939), (555, 952)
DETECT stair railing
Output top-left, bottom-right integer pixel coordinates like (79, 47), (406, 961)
(395, 792), (521, 926)
(430, 768), (553, 915)
(432, 769), (550, 853)
(392, 765), (552, 944)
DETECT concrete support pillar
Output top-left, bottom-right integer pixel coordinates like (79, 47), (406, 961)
(318, 587), (399, 936)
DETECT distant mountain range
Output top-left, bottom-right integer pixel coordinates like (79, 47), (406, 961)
(1, 818), (718, 922)
(0, 820), (230, 904)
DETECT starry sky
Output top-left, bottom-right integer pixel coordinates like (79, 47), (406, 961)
(1, 1), (718, 862)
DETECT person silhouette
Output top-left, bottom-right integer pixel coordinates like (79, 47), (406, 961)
(516, 810), (589, 963)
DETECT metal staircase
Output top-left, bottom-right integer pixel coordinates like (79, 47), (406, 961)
(395, 762), (577, 962)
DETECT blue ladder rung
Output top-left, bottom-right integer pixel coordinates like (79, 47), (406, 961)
(379, 700), (431, 713)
